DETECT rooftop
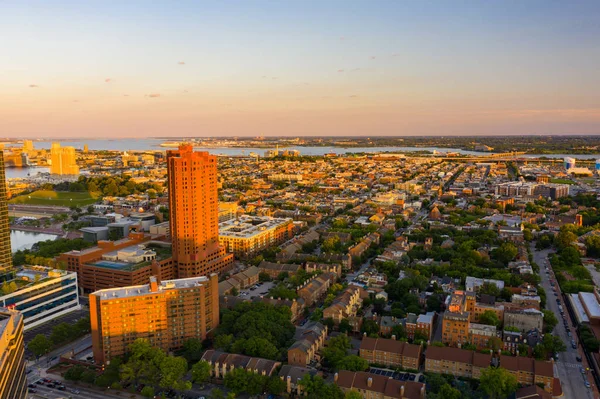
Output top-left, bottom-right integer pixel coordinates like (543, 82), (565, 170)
(219, 215), (292, 238)
(92, 275), (212, 300)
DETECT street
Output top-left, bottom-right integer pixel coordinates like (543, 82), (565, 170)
(532, 245), (597, 399)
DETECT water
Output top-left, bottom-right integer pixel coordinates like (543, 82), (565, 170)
(10, 230), (59, 253)
(5, 167), (49, 180)
(12, 139), (599, 159)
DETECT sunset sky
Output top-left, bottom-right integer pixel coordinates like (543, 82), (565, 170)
(1, 1), (600, 138)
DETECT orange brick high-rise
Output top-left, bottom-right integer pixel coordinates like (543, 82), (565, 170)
(167, 145), (233, 277)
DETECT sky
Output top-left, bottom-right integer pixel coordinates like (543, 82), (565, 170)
(1, 0), (600, 138)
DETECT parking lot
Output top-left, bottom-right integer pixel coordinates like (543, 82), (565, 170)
(237, 281), (275, 299)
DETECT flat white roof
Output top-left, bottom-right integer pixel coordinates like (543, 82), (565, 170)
(570, 293), (590, 323)
(580, 292), (600, 318)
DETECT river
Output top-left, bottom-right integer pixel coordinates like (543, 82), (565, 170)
(10, 230), (59, 253)
(4, 139), (600, 159)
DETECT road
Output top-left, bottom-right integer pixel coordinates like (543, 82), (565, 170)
(26, 335), (92, 384)
(532, 245), (597, 399)
(29, 383), (132, 399)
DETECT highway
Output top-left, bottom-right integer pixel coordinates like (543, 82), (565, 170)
(532, 245), (597, 399)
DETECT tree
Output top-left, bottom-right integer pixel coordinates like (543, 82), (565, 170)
(211, 388), (225, 399)
(322, 334), (352, 369)
(478, 310), (500, 327)
(391, 324), (407, 340)
(259, 272), (272, 282)
(230, 287), (239, 296)
(479, 367), (518, 399)
(345, 390), (363, 399)
(181, 338), (204, 363)
(361, 318), (380, 336)
(542, 310), (558, 333)
(266, 375), (286, 395)
(28, 334), (52, 357)
(159, 356), (191, 390)
(64, 365), (85, 381)
(339, 318), (352, 334)
(492, 242), (518, 265)
(337, 355), (369, 372)
(191, 360), (211, 385)
(439, 384), (461, 399)
(141, 386), (155, 398)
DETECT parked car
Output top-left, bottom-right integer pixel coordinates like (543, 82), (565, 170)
(577, 356), (583, 362)
(418, 375), (425, 383)
(572, 340), (577, 349)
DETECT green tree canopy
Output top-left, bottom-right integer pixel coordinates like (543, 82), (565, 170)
(479, 367), (518, 399)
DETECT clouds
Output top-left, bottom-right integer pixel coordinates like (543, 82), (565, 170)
(147, 93), (161, 98)
(178, 61), (185, 65)
(337, 69), (344, 73)
(29, 84), (39, 88)
(105, 78), (112, 83)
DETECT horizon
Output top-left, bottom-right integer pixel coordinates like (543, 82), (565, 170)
(2, 1), (600, 138)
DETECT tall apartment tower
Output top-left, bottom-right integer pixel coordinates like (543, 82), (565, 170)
(0, 309), (27, 399)
(167, 145), (232, 277)
(50, 142), (79, 175)
(90, 274), (219, 365)
(0, 152), (12, 272)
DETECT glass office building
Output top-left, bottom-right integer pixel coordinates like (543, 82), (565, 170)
(0, 267), (81, 330)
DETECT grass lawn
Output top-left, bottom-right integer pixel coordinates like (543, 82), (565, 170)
(550, 178), (576, 185)
(9, 190), (101, 207)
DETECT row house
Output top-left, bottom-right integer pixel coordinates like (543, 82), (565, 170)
(201, 350), (281, 379)
(287, 322), (327, 366)
(405, 312), (436, 340)
(359, 337), (422, 370)
(335, 371), (425, 399)
(296, 273), (333, 307)
(425, 346), (492, 379)
(323, 286), (364, 323)
(499, 355), (557, 394)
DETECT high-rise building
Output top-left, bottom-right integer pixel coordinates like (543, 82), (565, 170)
(167, 145), (233, 277)
(90, 274), (219, 365)
(0, 309), (27, 399)
(0, 152), (12, 272)
(22, 140), (33, 154)
(50, 142), (79, 175)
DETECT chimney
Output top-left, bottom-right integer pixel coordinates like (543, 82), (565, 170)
(420, 386), (425, 398)
(286, 376), (291, 393)
(363, 332), (367, 337)
(392, 335), (396, 340)
(334, 373), (339, 382)
(400, 386), (405, 397)
(367, 377), (373, 388)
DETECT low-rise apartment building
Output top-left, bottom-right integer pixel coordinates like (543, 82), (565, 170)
(359, 337), (422, 370)
(425, 346), (492, 379)
(218, 215), (294, 258)
(499, 355), (557, 394)
(297, 273), (333, 307)
(405, 312), (436, 340)
(323, 286), (364, 324)
(335, 370), (426, 399)
(287, 322), (327, 366)
(201, 350), (281, 379)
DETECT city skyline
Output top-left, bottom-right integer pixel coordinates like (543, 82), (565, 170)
(1, 1), (600, 138)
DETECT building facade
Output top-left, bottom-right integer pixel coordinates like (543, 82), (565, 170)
(0, 152), (11, 273)
(167, 145), (233, 277)
(50, 142), (79, 175)
(359, 337), (422, 370)
(0, 267), (80, 330)
(218, 215), (294, 258)
(90, 274), (219, 365)
(0, 309), (27, 399)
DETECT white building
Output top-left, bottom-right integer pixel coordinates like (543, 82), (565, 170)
(0, 267), (81, 330)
